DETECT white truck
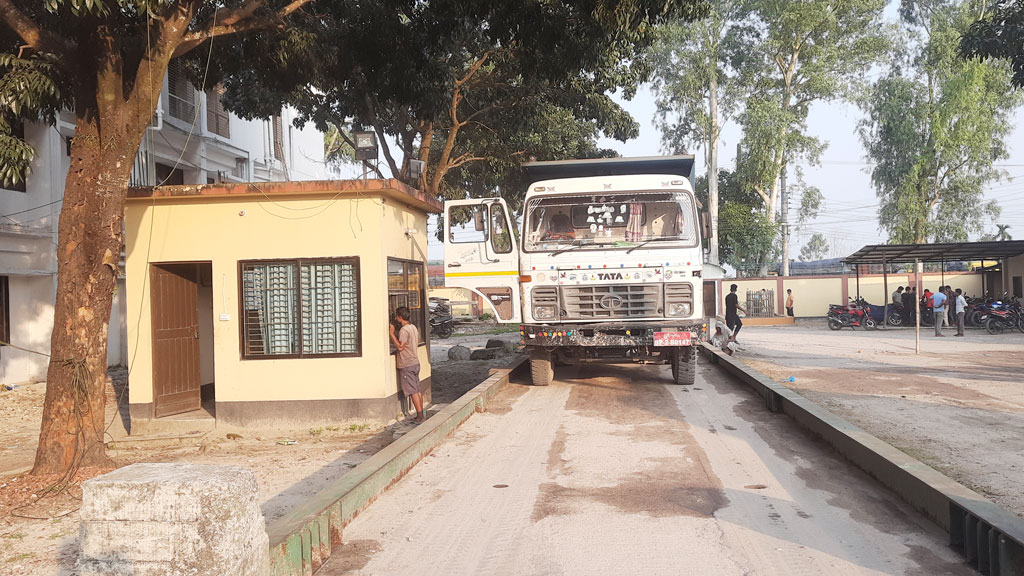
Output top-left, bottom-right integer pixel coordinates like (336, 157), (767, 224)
(443, 156), (707, 386)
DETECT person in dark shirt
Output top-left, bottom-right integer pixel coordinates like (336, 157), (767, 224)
(724, 283), (746, 343)
(901, 286), (914, 325)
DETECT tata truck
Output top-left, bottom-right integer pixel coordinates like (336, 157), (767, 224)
(443, 156), (707, 386)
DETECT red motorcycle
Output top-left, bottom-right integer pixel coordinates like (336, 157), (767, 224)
(827, 297), (877, 330)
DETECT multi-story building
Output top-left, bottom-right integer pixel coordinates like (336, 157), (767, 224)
(0, 60), (326, 385)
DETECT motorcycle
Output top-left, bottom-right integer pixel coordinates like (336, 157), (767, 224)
(827, 298), (876, 330)
(428, 299), (455, 339)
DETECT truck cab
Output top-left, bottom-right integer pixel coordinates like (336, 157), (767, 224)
(444, 156), (706, 386)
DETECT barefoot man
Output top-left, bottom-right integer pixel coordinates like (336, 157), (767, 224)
(389, 307), (425, 423)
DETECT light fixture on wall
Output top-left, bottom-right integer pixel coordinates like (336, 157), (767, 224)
(353, 131), (378, 161)
(404, 227), (419, 238)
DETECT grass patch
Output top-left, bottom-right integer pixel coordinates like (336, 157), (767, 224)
(308, 427), (323, 437)
(8, 552), (35, 562)
(2, 533), (25, 541)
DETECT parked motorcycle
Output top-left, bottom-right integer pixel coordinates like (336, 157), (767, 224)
(428, 298), (455, 339)
(827, 298), (876, 330)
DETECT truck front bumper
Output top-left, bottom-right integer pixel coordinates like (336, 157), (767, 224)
(520, 321), (707, 348)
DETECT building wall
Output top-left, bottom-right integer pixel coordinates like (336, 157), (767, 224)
(728, 271), (987, 317)
(429, 287), (481, 317)
(1, 275), (55, 383)
(125, 190), (431, 426)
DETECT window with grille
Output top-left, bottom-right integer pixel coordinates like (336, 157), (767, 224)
(240, 258), (361, 358)
(387, 259), (426, 345)
(206, 85), (230, 138)
(167, 59), (196, 121)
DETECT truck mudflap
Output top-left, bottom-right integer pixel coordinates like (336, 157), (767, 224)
(519, 322), (707, 349)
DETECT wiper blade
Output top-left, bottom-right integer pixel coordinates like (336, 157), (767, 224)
(625, 237), (680, 254)
(550, 241), (582, 256)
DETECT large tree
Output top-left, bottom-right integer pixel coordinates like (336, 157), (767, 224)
(218, 0), (707, 202)
(961, 0), (1024, 87)
(694, 169), (778, 274)
(650, 0), (749, 265)
(1, 0), (313, 477)
(860, 0), (1019, 243)
(734, 0), (888, 273)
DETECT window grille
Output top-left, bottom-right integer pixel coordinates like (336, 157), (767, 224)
(241, 259), (360, 358)
(272, 115), (284, 161)
(206, 85), (230, 137)
(167, 59), (196, 121)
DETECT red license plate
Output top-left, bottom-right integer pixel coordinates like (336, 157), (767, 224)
(654, 331), (692, 346)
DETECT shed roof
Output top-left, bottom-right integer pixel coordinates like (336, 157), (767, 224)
(126, 178), (443, 214)
(843, 241), (1024, 265)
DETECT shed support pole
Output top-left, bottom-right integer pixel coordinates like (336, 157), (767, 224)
(915, 258), (921, 355)
(856, 266), (861, 301)
(882, 254), (889, 328)
(942, 260), (945, 286)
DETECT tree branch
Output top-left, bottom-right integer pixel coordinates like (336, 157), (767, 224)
(172, 0), (312, 57)
(0, 0), (73, 55)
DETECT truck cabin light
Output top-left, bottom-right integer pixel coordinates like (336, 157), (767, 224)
(520, 275), (533, 283)
(671, 180), (685, 186)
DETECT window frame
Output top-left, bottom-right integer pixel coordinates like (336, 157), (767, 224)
(387, 257), (428, 349)
(489, 202), (513, 254)
(237, 257), (362, 360)
(0, 276), (9, 346)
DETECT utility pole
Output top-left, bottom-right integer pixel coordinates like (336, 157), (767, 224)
(780, 164), (789, 277)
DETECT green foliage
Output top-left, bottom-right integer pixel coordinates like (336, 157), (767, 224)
(961, 0), (1024, 87)
(215, 0), (708, 202)
(798, 232), (829, 261)
(0, 51), (68, 186)
(860, 0), (1019, 243)
(695, 169), (778, 273)
(735, 0), (889, 218)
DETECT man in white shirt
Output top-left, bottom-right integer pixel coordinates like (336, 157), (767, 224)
(954, 288), (968, 337)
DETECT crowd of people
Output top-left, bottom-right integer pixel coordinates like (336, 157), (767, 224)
(891, 285), (968, 337)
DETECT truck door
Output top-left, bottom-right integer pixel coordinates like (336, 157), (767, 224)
(443, 198), (522, 323)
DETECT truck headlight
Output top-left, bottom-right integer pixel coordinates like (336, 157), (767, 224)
(667, 302), (691, 317)
(533, 305), (557, 320)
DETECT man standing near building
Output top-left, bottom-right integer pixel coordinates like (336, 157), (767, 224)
(954, 288), (967, 336)
(725, 284), (746, 344)
(785, 289), (794, 317)
(902, 286), (914, 325)
(932, 288), (947, 337)
(389, 306), (425, 423)
(892, 286), (903, 305)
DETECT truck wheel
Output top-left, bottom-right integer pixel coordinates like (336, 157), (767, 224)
(529, 348), (554, 387)
(670, 347), (696, 386)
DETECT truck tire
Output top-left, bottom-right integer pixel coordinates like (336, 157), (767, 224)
(670, 347), (696, 386)
(529, 347), (554, 387)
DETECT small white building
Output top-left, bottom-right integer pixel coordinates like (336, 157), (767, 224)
(0, 59), (326, 385)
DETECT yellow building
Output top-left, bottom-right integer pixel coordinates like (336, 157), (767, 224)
(124, 179), (440, 431)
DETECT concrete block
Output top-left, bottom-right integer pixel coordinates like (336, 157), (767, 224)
(80, 463), (269, 576)
(470, 347), (502, 360)
(447, 345), (471, 360)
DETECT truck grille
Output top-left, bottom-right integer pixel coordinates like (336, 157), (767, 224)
(665, 282), (693, 303)
(561, 284), (662, 319)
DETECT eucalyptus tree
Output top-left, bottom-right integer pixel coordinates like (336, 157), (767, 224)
(650, 0), (750, 265)
(860, 0), (1019, 243)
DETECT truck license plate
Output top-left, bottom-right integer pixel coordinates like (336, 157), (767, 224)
(654, 331), (692, 346)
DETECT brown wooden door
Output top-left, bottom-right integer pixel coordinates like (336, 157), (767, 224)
(703, 281), (718, 318)
(151, 264), (201, 418)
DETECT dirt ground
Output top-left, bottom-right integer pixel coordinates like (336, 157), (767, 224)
(734, 321), (1024, 518)
(0, 329), (522, 575)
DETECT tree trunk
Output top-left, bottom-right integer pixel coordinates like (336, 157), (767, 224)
(31, 112), (137, 475)
(707, 73), (720, 266)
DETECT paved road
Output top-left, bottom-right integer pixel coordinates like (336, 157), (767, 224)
(320, 360), (972, 575)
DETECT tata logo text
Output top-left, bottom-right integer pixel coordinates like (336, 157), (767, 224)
(596, 272), (624, 280)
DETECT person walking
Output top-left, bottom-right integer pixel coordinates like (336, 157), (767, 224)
(725, 284), (746, 343)
(785, 289), (794, 317)
(955, 288), (967, 336)
(389, 306), (426, 423)
(932, 288), (947, 337)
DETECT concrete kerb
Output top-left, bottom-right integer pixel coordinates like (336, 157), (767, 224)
(266, 355), (528, 576)
(700, 342), (1024, 575)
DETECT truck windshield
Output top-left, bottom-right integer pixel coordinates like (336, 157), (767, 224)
(523, 191), (698, 253)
